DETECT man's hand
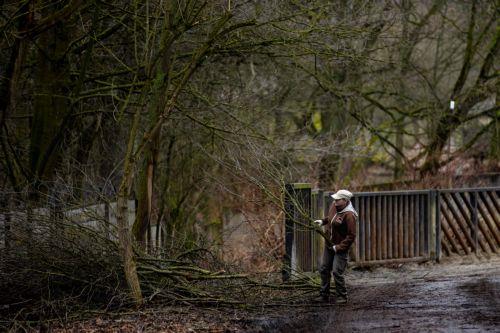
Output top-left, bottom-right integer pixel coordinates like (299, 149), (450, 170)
(313, 219), (323, 226)
(332, 245), (337, 252)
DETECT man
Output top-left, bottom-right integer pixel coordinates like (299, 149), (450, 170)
(314, 189), (358, 304)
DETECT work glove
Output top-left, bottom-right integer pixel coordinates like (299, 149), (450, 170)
(332, 245), (337, 252)
(313, 219), (323, 226)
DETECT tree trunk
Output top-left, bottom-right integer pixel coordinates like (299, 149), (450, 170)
(420, 0), (499, 176)
(30, 1), (72, 191)
(132, 15), (175, 247)
(116, 180), (143, 305)
(133, 133), (159, 249)
(116, 104), (144, 305)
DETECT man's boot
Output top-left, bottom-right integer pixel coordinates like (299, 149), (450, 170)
(314, 293), (329, 303)
(335, 296), (347, 305)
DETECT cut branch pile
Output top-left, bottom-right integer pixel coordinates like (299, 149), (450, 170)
(0, 210), (318, 330)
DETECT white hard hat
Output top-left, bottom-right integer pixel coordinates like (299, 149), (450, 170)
(331, 189), (353, 200)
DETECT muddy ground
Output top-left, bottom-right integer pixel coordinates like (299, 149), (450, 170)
(47, 255), (499, 332)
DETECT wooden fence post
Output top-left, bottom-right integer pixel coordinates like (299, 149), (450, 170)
(311, 189), (324, 271)
(282, 183), (312, 280)
(471, 191), (479, 255)
(435, 190), (441, 261)
(283, 184), (294, 281)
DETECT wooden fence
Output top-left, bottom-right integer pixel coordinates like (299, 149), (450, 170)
(284, 184), (500, 275)
(352, 190), (433, 265)
(438, 188), (500, 257)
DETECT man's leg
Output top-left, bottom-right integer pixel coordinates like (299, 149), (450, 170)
(332, 251), (348, 302)
(319, 246), (334, 298)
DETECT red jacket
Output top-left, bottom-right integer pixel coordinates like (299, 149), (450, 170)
(321, 202), (357, 253)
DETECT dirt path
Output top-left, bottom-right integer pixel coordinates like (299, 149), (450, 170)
(249, 255), (500, 332)
(327, 265), (499, 331)
(49, 256), (499, 332)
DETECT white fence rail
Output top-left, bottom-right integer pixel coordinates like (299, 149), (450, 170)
(0, 200), (137, 249)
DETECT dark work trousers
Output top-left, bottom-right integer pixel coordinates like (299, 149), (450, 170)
(319, 246), (348, 299)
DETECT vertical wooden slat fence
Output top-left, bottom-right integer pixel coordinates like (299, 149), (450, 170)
(311, 189), (324, 271)
(283, 184), (500, 273)
(353, 190), (432, 265)
(283, 183), (312, 279)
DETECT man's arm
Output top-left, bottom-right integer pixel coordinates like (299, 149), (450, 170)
(335, 213), (356, 252)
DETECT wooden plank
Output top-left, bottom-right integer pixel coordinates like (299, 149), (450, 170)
(385, 195), (390, 259)
(362, 196), (366, 260)
(471, 192), (479, 255)
(394, 195), (399, 258)
(391, 195), (396, 259)
(477, 194), (500, 252)
(486, 191), (500, 226)
(440, 202), (470, 254)
(398, 195), (404, 258)
(426, 191), (432, 257)
(366, 196), (370, 259)
(419, 194), (425, 256)
(441, 235), (451, 256)
(458, 192), (473, 216)
(409, 195), (415, 258)
(283, 184), (295, 280)
(388, 195), (393, 259)
(458, 191), (476, 248)
(381, 195), (387, 260)
(457, 191), (474, 243)
(412, 194), (420, 257)
(377, 196), (382, 260)
(440, 213), (462, 254)
(403, 195), (409, 258)
(436, 190), (441, 261)
(442, 193), (482, 251)
(478, 192), (500, 245)
(473, 195), (495, 253)
(480, 191), (498, 221)
(366, 197), (370, 261)
(371, 196), (377, 261)
(451, 193), (496, 252)
(358, 197), (364, 262)
(359, 197), (363, 260)
(449, 193), (471, 225)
